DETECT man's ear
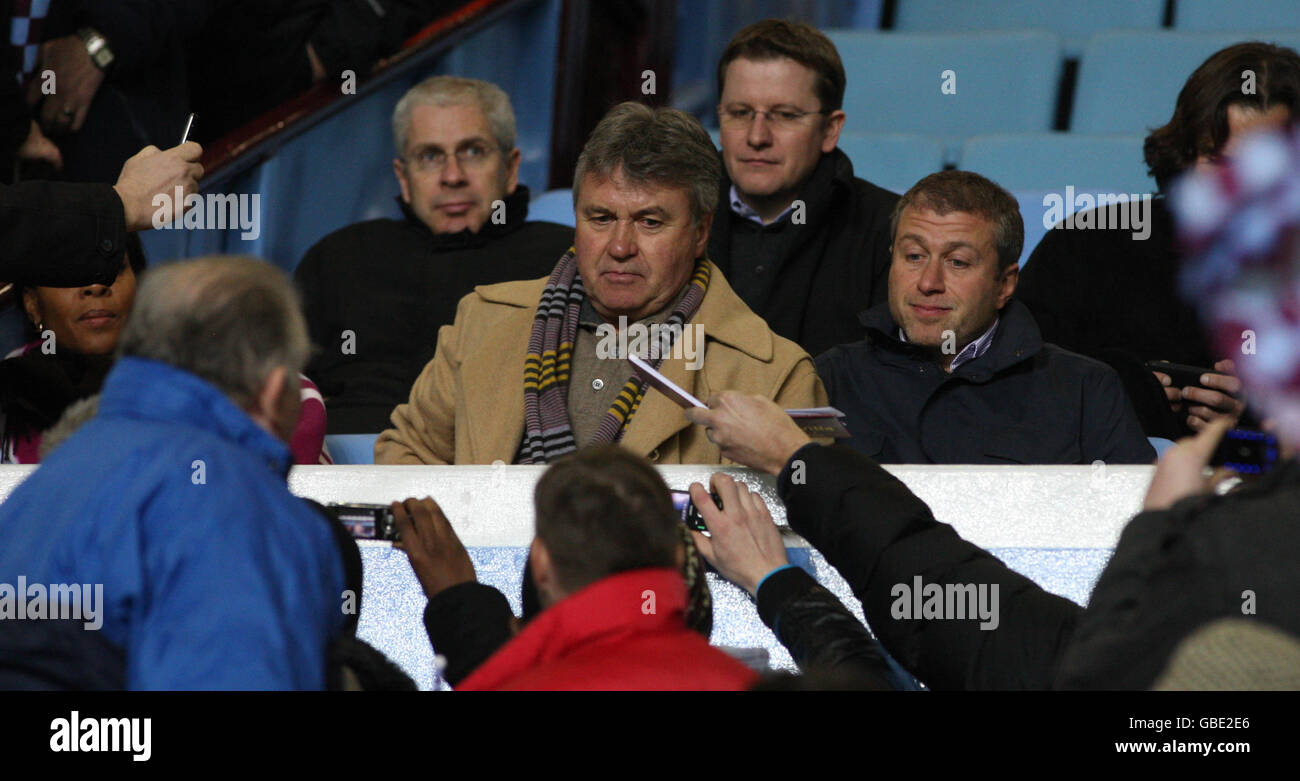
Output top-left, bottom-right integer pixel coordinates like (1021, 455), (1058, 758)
(693, 210), (714, 259)
(529, 537), (558, 605)
(393, 158), (412, 204)
(821, 110), (846, 154)
(996, 263), (1020, 309)
(251, 365), (291, 438)
(504, 147), (522, 195)
(21, 288), (40, 328)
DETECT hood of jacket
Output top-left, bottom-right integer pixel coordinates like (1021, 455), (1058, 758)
(97, 356), (292, 476)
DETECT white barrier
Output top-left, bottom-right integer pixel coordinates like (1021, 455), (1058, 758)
(0, 463), (1155, 689)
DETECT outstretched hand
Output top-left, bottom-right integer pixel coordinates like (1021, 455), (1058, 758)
(1143, 416), (1236, 512)
(685, 391), (811, 476)
(688, 473), (789, 595)
(390, 497), (476, 600)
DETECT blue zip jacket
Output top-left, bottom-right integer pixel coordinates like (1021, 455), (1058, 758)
(0, 356), (345, 689)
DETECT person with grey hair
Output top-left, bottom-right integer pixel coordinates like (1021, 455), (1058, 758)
(294, 74), (573, 434)
(376, 101), (825, 465)
(0, 256), (351, 689)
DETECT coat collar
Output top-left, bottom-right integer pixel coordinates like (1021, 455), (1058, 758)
(459, 568), (686, 690)
(476, 258), (775, 361)
(858, 298), (1043, 379)
(96, 356), (292, 475)
(467, 259), (778, 461)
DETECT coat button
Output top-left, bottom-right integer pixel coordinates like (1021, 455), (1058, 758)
(99, 238), (114, 253)
(592, 378), (605, 391)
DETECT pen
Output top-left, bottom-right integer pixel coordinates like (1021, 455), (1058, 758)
(179, 113), (196, 144)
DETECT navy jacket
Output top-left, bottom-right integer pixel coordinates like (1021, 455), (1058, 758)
(815, 300), (1155, 464)
(0, 357), (346, 689)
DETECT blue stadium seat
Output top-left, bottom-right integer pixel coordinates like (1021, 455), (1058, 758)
(324, 434), (380, 465)
(529, 189), (575, 227)
(959, 133), (1154, 193)
(1175, 0), (1300, 31)
(825, 30), (1062, 158)
(1148, 437), (1175, 457)
(1073, 30), (1300, 134)
(836, 131), (945, 194)
(894, 0), (1164, 57)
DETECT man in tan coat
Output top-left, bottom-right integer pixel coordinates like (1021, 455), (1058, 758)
(375, 103), (825, 465)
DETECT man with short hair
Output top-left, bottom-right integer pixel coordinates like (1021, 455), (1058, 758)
(816, 170), (1154, 464)
(295, 75), (573, 434)
(375, 101), (825, 465)
(709, 19), (899, 357)
(394, 445), (757, 690)
(0, 256), (348, 689)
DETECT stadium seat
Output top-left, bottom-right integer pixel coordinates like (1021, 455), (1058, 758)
(1148, 437), (1176, 457)
(1175, 0), (1300, 31)
(894, 0), (1164, 57)
(825, 30), (1062, 158)
(324, 434), (380, 465)
(529, 188), (576, 227)
(1072, 30), (1300, 134)
(836, 131), (946, 194)
(959, 133), (1154, 193)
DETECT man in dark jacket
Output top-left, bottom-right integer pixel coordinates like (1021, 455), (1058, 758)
(1016, 43), (1300, 439)
(816, 170), (1154, 464)
(707, 19), (898, 358)
(294, 75), (573, 433)
(21, 0), (213, 183)
(1, 141), (203, 285)
(688, 392), (1300, 690)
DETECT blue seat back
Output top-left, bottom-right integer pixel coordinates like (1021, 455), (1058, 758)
(1073, 30), (1300, 134)
(529, 189), (576, 228)
(826, 30), (1062, 158)
(960, 133), (1154, 193)
(324, 434), (380, 465)
(836, 131), (945, 194)
(894, 0), (1164, 56)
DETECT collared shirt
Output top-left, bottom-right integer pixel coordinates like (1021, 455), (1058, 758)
(899, 317), (1001, 372)
(729, 184), (795, 226)
(568, 285), (690, 447)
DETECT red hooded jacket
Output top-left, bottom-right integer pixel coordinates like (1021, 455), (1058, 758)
(457, 567), (758, 691)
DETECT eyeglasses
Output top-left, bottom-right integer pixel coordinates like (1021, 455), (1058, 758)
(404, 141), (500, 172)
(718, 105), (828, 129)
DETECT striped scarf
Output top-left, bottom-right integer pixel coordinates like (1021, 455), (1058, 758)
(517, 249), (710, 464)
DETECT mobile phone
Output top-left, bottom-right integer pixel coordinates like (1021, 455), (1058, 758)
(670, 489), (723, 534)
(1211, 428), (1279, 475)
(326, 502), (399, 540)
(1146, 360), (1216, 390)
